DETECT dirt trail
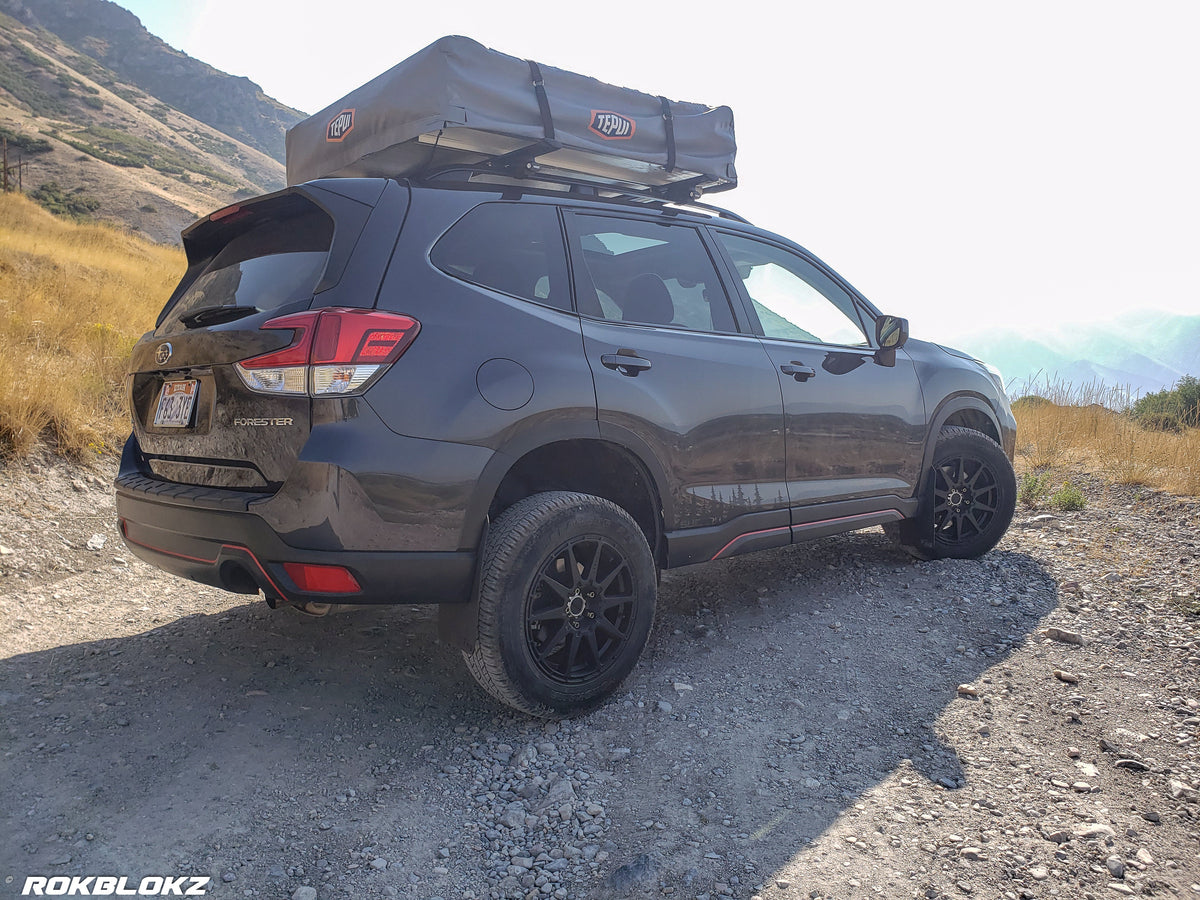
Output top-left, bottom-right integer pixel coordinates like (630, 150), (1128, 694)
(1, 456), (1198, 899)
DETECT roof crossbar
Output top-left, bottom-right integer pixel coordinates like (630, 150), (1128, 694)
(417, 163), (746, 222)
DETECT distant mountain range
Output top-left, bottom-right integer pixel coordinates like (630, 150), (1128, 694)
(954, 310), (1200, 399)
(0, 0), (304, 241)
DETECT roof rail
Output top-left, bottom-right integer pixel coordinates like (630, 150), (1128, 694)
(415, 158), (749, 224)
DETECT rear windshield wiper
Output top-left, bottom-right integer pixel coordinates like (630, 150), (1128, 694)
(179, 305), (261, 328)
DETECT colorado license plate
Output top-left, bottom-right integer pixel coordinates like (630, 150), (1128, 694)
(154, 380), (199, 428)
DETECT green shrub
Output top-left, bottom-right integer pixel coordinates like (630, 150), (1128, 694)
(1050, 480), (1086, 511)
(1133, 375), (1200, 432)
(1018, 471), (1053, 506)
(30, 181), (100, 220)
(0, 125), (52, 155)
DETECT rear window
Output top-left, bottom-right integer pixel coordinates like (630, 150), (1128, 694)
(161, 197), (333, 329)
(430, 203), (570, 311)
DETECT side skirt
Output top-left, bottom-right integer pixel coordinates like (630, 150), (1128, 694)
(664, 496), (919, 566)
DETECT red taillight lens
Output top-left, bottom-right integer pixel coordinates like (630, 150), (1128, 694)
(238, 312), (318, 369)
(311, 309), (420, 366)
(234, 308), (420, 397)
(283, 562), (362, 594)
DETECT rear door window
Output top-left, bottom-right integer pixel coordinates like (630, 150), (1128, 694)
(567, 214), (738, 333)
(430, 203), (571, 311)
(161, 195), (334, 330)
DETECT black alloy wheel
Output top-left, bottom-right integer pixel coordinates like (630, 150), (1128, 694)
(525, 536), (636, 685)
(885, 425), (1016, 560)
(463, 491), (656, 717)
(932, 453), (1001, 546)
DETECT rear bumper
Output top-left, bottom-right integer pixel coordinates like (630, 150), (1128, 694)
(116, 471), (476, 607)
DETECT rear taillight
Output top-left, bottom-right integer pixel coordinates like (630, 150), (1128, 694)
(235, 308), (420, 396)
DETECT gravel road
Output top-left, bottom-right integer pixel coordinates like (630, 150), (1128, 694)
(1, 455), (1198, 900)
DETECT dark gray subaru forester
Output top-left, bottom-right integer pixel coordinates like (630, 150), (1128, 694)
(116, 175), (1016, 716)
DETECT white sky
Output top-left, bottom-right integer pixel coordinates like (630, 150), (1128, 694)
(112, 0), (1200, 348)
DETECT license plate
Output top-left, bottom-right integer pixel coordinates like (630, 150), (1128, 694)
(154, 380), (199, 428)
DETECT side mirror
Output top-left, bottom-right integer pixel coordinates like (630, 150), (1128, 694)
(874, 315), (909, 367)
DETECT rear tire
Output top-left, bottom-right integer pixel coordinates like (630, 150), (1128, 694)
(887, 425), (1016, 560)
(463, 491), (656, 717)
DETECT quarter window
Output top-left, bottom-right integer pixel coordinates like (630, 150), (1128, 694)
(571, 215), (737, 333)
(716, 232), (868, 346)
(431, 203), (570, 311)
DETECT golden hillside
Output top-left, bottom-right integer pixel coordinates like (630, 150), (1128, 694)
(0, 190), (182, 457)
(0, 11), (287, 243)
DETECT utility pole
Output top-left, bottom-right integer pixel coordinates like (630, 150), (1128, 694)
(0, 138), (29, 193)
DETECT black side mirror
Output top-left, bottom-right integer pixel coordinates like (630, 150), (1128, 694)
(874, 315), (909, 367)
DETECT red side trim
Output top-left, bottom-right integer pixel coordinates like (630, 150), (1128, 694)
(119, 518), (288, 598)
(710, 510), (905, 561)
(711, 525), (791, 560)
(120, 518), (216, 565)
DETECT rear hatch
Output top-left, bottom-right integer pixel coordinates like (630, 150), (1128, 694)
(127, 178), (409, 490)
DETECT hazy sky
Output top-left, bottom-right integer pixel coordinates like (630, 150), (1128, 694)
(111, 0), (1199, 349)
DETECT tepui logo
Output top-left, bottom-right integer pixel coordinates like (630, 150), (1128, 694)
(588, 110), (635, 140)
(326, 109), (355, 142)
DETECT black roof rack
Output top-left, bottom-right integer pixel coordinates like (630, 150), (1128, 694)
(415, 147), (750, 225)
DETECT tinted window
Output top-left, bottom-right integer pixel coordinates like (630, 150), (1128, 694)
(716, 232), (868, 346)
(163, 198), (333, 329)
(431, 203), (570, 311)
(570, 215), (736, 333)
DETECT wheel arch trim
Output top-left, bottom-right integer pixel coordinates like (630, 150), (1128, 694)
(458, 420), (672, 556)
(917, 393), (1005, 498)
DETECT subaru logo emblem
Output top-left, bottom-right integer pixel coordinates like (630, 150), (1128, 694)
(155, 342), (173, 366)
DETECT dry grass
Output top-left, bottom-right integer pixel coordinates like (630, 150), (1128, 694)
(1013, 379), (1200, 497)
(0, 192), (183, 458)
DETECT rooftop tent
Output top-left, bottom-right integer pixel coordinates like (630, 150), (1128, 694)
(285, 35), (737, 200)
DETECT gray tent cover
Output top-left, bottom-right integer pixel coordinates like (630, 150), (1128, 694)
(285, 36), (736, 194)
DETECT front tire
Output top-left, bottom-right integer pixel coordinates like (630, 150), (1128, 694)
(887, 425), (1016, 560)
(463, 491), (657, 717)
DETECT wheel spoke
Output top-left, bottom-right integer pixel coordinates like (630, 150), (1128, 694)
(598, 559), (630, 593)
(967, 463), (989, 489)
(595, 616), (628, 642)
(565, 544), (583, 588)
(534, 622), (569, 663)
(528, 602), (568, 622)
(584, 541), (603, 585)
(584, 630), (601, 665)
(563, 632), (581, 675)
(596, 592), (633, 613)
(537, 573), (572, 603)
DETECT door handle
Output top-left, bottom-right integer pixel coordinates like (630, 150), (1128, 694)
(780, 361), (816, 382)
(601, 352), (652, 376)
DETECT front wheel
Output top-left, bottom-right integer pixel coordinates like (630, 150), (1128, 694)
(887, 425), (1016, 560)
(463, 491), (657, 717)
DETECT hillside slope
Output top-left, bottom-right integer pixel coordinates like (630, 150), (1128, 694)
(0, 0), (302, 162)
(0, 9), (288, 242)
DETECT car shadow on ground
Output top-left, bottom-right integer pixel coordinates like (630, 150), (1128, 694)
(587, 529), (1058, 896)
(0, 529), (1056, 898)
